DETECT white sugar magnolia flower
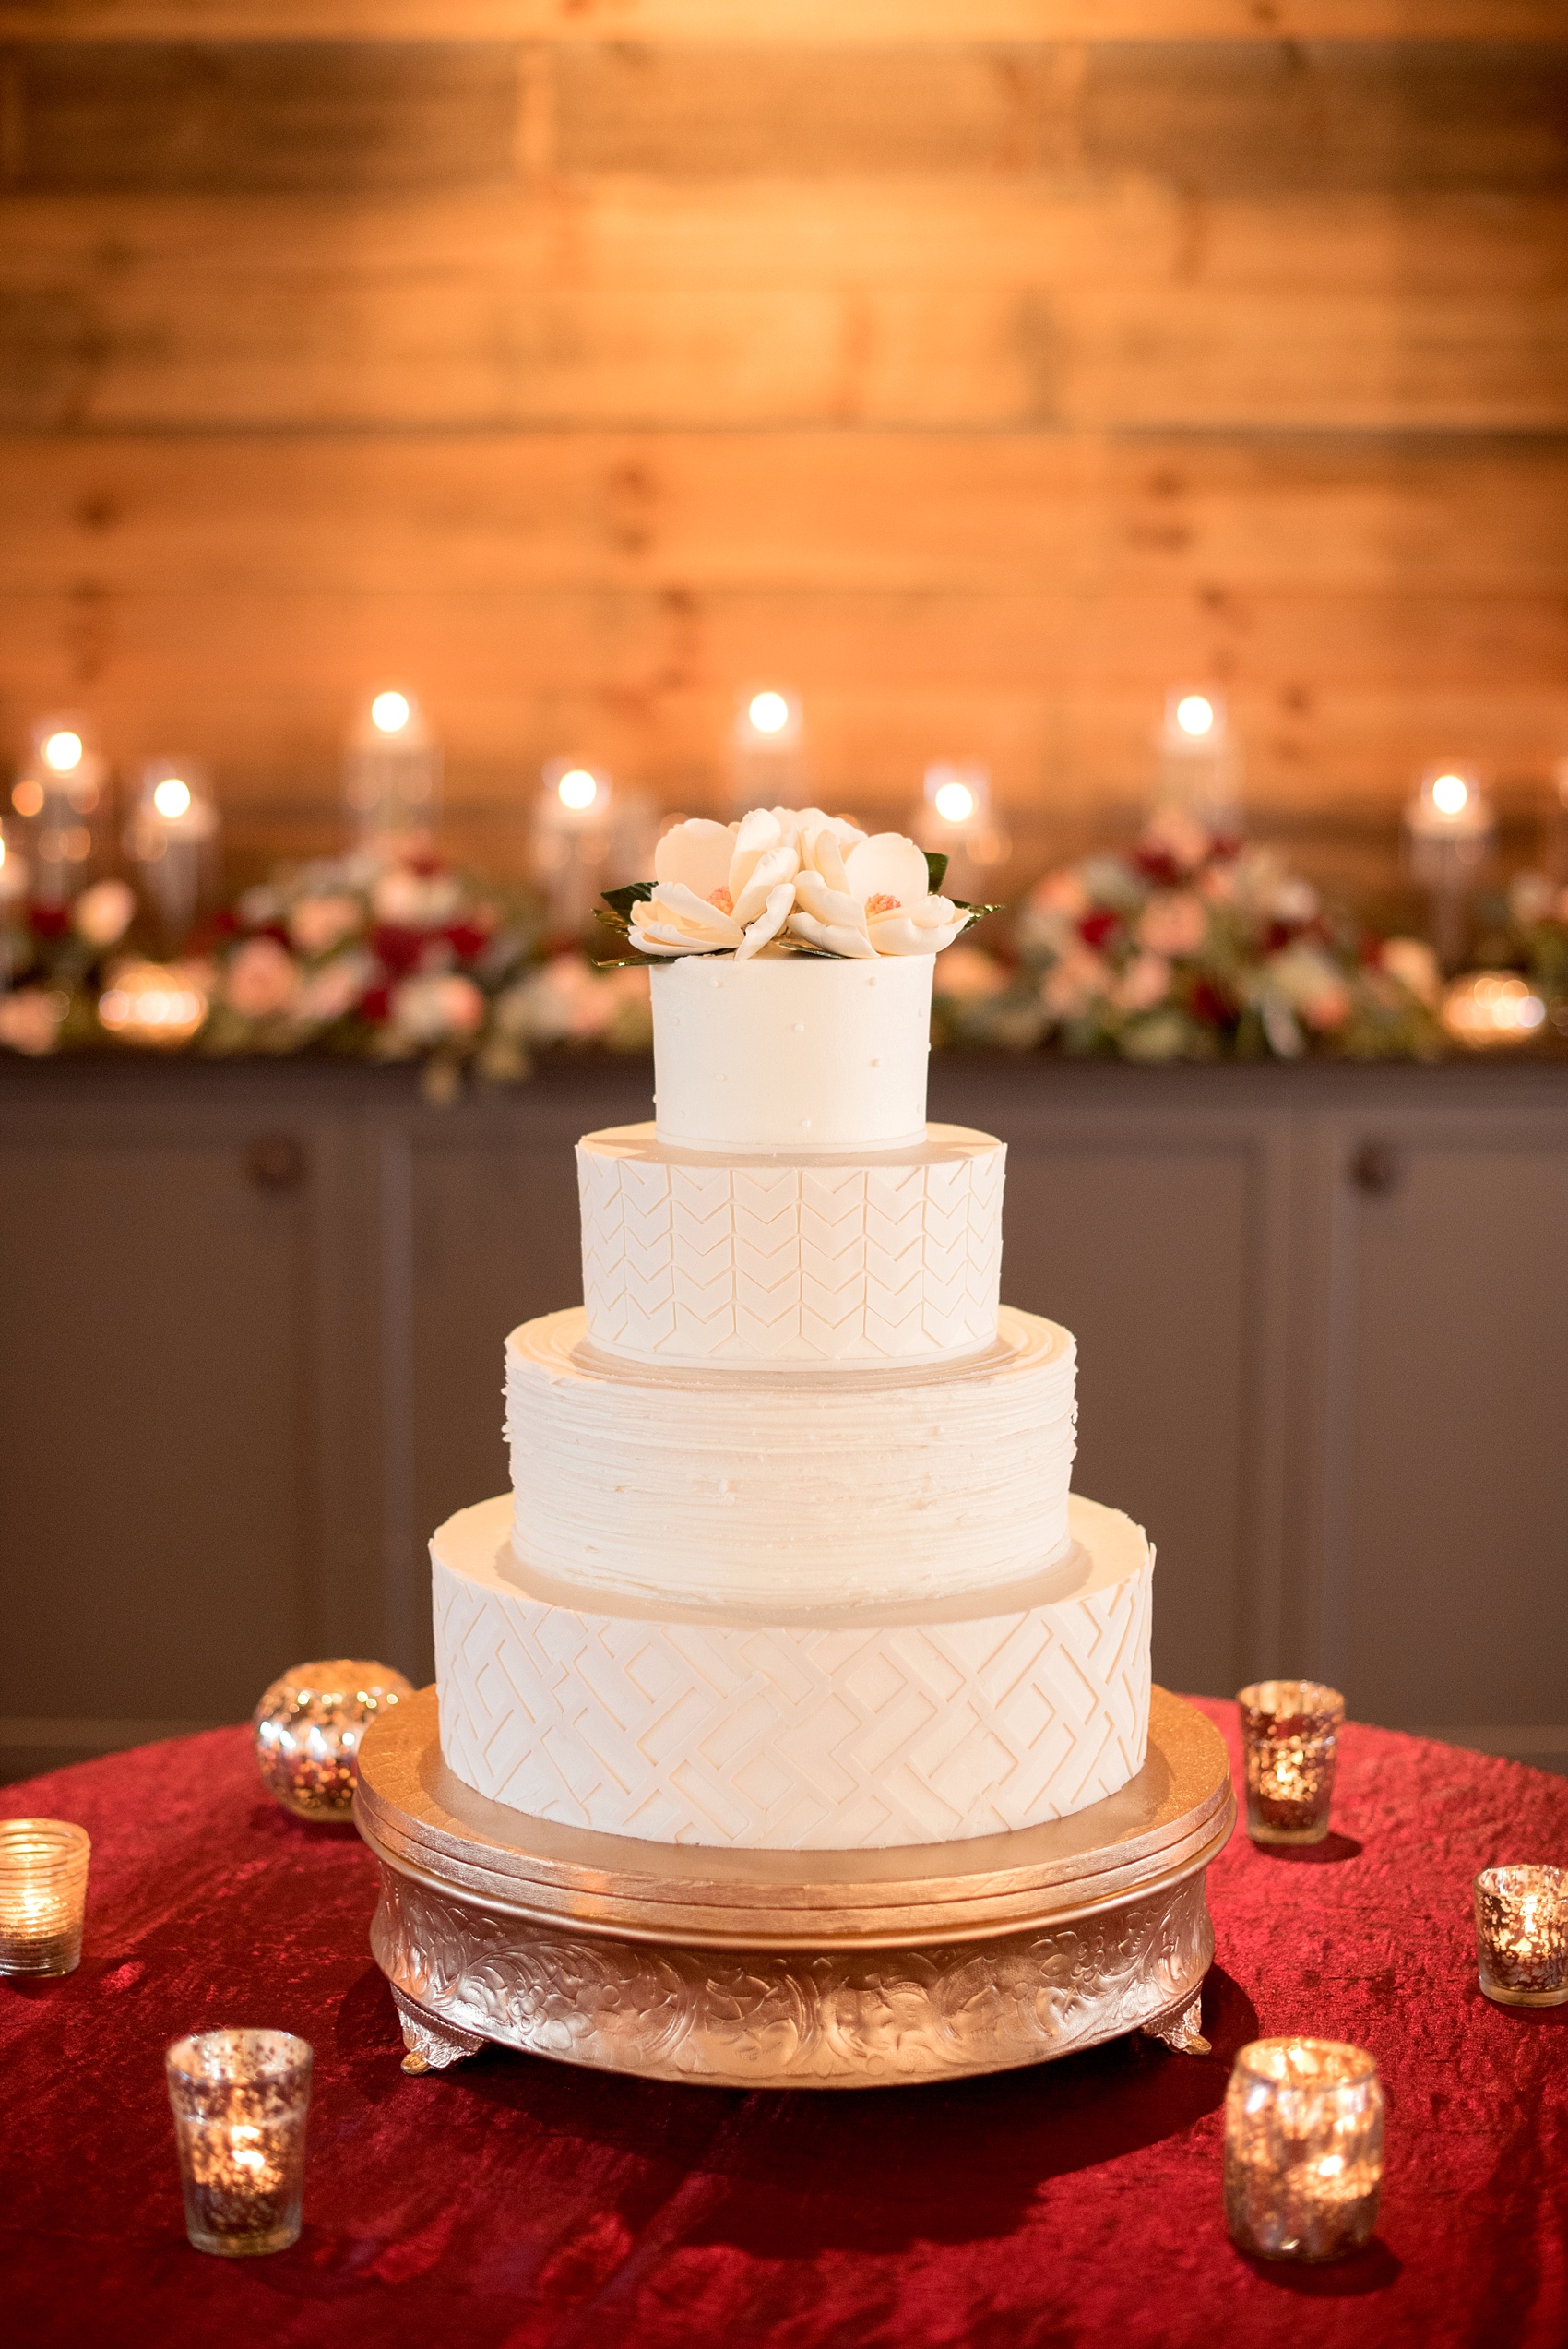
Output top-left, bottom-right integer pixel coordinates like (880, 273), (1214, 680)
(790, 828), (966, 959)
(629, 812), (798, 959)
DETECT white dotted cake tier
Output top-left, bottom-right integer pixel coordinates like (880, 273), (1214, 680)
(577, 1122), (1005, 1369)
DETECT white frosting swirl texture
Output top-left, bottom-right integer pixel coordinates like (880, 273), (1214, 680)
(505, 1305), (1077, 1612)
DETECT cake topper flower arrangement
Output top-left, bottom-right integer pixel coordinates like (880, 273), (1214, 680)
(599, 807), (998, 963)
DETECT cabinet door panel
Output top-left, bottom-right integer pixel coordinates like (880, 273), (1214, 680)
(1001, 1141), (1257, 1699)
(0, 1137), (311, 1728)
(1342, 1139), (1568, 1728)
(407, 1136), (584, 1679)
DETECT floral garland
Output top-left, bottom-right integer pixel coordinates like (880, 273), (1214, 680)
(6, 810), (1563, 1077)
(933, 808), (1447, 1062)
(0, 851), (649, 1093)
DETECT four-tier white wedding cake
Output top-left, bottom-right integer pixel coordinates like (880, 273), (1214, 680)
(433, 817), (1154, 1854)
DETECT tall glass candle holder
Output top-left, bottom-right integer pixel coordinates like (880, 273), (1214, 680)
(1225, 2038), (1384, 2263)
(1474, 1866), (1568, 2009)
(166, 2030), (313, 2257)
(0, 1818), (90, 1976)
(1237, 1679), (1344, 1845)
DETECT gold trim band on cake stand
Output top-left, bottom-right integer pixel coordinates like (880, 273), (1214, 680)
(354, 1685), (1234, 2090)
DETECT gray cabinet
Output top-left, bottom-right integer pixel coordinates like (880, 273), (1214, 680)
(2, 1055), (1564, 1780)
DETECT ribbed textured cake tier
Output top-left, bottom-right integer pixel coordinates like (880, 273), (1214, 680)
(434, 1493), (1152, 1851)
(505, 1306), (1076, 1611)
(651, 953), (933, 1155)
(577, 1123), (1004, 1368)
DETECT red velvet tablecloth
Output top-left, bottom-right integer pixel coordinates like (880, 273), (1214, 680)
(3, 1700), (1565, 2347)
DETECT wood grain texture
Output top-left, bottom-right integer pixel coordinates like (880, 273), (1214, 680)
(1, 6), (1562, 42)
(5, 431), (1568, 597)
(1, 29), (1563, 885)
(2, 185), (1563, 433)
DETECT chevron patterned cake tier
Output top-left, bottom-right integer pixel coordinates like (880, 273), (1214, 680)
(433, 1492), (1153, 1852)
(505, 1305), (1076, 1611)
(577, 1123), (1004, 1368)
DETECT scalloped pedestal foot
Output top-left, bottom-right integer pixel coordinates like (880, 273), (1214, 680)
(1140, 1993), (1210, 2056)
(393, 1985), (484, 2075)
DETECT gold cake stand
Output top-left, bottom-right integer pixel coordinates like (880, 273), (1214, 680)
(354, 1685), (1234, 2090)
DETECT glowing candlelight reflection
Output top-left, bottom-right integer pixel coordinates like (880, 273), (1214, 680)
(166, 2030), (313, 2258)
(0, 1819), (90, 1976)
(1474, 1866), (1568, 2008)
(1225, 2039), (1384, 2263)
(1237, 1680), (1343, 1845)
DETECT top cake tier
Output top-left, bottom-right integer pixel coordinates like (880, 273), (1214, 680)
(651, 952), (932, 1155)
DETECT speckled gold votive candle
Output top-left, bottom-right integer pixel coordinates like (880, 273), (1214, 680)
(1225, 2038), (1384, 2263)
(1237, 1680), (1344, 1845)
(0, 1818), (90, 1976)
(166, 2030), (313, 2257)
(1474, 1866), (1568, 2009)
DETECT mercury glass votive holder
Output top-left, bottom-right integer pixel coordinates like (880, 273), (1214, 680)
(166, 2029), (313, 2257)
(1474, 1866), (1568, 2009)
(0, 1818), (90, 1976)
(1225, 2038), (1384, 2263)
(1236, 1680), (1345, 1845)
(253, 1659), (413, 1821)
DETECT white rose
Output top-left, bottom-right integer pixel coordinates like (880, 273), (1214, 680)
(73, 877), (137, 948)
(629, 812), (798, 960)
(289, 892), (362, 957)
(1137, 891), (1208, 958)
(1113, 950), (1172, 1013)
(1262, 943), (1351, 1032)
(790, 829), (966, 959)
(293, 948), (374, 1024)
(0, 988), (67, 1055)
(1380, 936), (1441, 1008)
(224, 936), (298, 1019)
(372, 866), (462, 928)
(389, 971), (485, 1043)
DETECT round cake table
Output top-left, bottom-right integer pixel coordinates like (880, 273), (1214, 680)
(2, 1700), (1564, 2349)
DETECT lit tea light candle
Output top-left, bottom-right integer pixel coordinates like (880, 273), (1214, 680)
(1236, 1680), (1344, 1845)
(1474, 1866), (1568, 2009)
(0, 1818), (90, 1977)
(1441, 971), (1547, 1050)
(166, 2030), (313, 2258)
(253, 1660), (414, 1822)
(97, 960), (208, 1046)
(1225, 2038), (1384, 2263)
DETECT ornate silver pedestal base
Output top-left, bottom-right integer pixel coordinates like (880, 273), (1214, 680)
(355, 1686), (1233, 2090)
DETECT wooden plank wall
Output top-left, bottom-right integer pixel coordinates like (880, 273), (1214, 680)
(0, 6), (1564, 895)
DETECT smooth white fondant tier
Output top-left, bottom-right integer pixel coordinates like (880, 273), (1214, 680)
(650, 952), (933, 1156)
(505, 1305), (1075, 1611)
(434, 1492), (1152, 1851)
(577, 1122), (1004, 1368)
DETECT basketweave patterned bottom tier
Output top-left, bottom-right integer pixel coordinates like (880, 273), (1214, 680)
(353, 1687), (1233, 2089)
(433, 1493), (1153, 1853)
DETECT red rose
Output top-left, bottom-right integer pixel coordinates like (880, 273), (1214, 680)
(1191, 979), (1237, 1029)
(1077, 909), (1120, 949)
(445, 922), (488, 961)
(1133, 848), (1182, 888)
(371, 924), (423, 975)
(359, 985), (390, 1025)
(29, 903), (70, 940)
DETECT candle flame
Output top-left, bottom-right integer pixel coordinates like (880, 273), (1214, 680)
(1431, 772), (1468, 817)
(152, 777), (192, 821)
(42, 730), (83, 773)
(747, 691), (790, 736)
